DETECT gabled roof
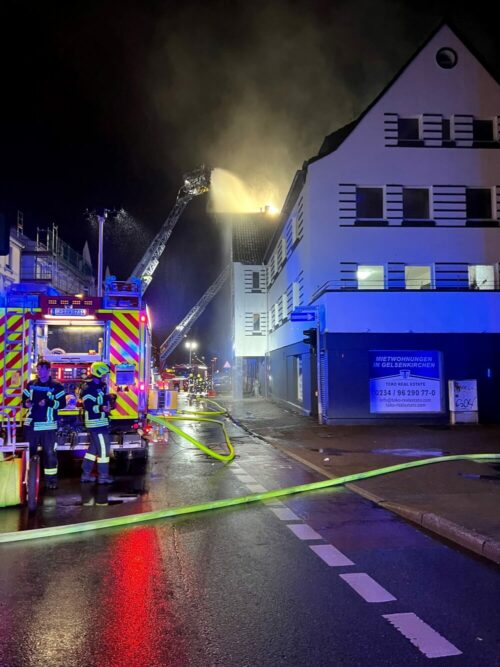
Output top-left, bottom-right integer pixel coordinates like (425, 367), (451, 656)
(270, 19), (500, 245)
(308, 20), (500, 166)
(316, 120), (359, 159)
(228, 212), (279, 264)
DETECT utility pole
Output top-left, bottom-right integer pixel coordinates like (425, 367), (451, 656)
(96, 212), (107, 297)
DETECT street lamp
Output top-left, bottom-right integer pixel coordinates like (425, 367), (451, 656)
(185, 340), (198, 369)
(96, 211), (108, 297)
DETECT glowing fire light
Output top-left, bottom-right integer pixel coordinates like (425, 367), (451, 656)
(264, 204), (279, 216)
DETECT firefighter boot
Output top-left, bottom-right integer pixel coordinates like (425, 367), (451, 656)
(97, 462), (114, 484)
(45, 476), (58, 490)
(81, 454), (96, 483)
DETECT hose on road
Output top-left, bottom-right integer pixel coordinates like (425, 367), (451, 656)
(1, 452), (499, 544)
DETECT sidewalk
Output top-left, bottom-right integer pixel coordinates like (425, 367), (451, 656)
(218, 396), (500, 565)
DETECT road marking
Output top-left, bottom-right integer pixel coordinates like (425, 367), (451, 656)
(269, 507), (301, 521)
(246, 484), (267, 493)
(262, 499), (285, 507)
(235, 475), (257, 483)
(286, 524), (323, 540)
(383, 613), (462, 658)
(339, 573), (396, 602)
(309, 544), (354, 567)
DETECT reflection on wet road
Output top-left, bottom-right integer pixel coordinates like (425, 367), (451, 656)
(1, 418), (499, 666)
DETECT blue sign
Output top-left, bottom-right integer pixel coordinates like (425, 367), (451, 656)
(291, 308), (316, 322)
(369, 350), (442, 414)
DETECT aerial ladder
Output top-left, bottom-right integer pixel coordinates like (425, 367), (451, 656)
(159, 264), (230, 368)
(129, 165), (211, 295)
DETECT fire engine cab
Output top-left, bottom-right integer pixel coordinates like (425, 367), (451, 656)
(0, 277), (151, 455)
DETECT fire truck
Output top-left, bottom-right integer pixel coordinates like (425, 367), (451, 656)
(0, 165), (213, 456)
(0, 277), (151, 454)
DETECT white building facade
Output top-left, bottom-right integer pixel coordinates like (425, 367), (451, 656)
(228, 213), (278, 398)
(264, 24), (500, 422)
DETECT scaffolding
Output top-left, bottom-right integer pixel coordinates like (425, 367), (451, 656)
(17, 223), (94, 296)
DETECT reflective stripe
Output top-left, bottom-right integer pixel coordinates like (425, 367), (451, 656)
(84, 453), (97, 461)
(55, 390), (65, 399)
(33, 423), (57, 431)
(98, 433), (107, 461)
(44, 468), (58, 475)
(97, 457), (110, 464)
(85, 419), (109, 428)
(53, 401), (59, 410)
(82, 394), (97, 402)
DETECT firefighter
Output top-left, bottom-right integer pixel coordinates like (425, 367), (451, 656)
(22, 359), (66, 489)
(80, 361), (115, 484)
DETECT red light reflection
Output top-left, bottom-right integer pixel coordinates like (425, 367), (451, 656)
(99, 527), (188, 667)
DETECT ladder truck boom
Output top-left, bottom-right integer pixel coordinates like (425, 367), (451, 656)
(129, 165), (211, 295)
(159, 264), (230, 367)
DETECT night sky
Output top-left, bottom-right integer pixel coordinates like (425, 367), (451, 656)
(2, 0), (500, 364)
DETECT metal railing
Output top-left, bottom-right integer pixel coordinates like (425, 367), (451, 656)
(311, 280), (499, 302)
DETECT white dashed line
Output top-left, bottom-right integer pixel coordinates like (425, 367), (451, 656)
(309, 544), (354, 567)
(383, 613), (462, 658)
(234, 475), (257, 483)
(269, 507), (301, 521)
(286, 524), (323, 540)
(340, 573), (396, 602)
(246, 484), (267, 493)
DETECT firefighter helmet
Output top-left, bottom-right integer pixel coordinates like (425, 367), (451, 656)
(90, 361), (110, 378)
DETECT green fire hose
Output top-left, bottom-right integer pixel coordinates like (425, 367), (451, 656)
(0, 452), (499, 544)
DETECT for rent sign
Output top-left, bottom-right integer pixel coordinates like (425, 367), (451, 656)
(369, 350), (442, 413)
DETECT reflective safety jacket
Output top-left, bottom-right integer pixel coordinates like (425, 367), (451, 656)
(22, 379), (67, 431)
(81, 380), (111, 429)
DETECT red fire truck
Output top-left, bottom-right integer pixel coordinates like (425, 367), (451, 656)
(0, 277), (152, 455)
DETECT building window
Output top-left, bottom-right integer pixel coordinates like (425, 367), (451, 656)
(436, 47), (457, 69)
(356, 188), (383, 219)
(398, 118), (420, 142)
(469, 265), (495, 290)
(291, 216), (299, 245)
(252, 272), (260, 290)
(466, 188), (492, 220)
(280, 237), (287, 264)
(403, 188), (430, 220)
(442, 118), (452, 143)
(296, 356), (303, 402)
(357, 265), (384, 289)
(253, 313), (261, 332)
(405, 266), (432, 290)
(292, 281), (300, 308)
(282, 293), (288, 319)
(473, 119), (494, 142)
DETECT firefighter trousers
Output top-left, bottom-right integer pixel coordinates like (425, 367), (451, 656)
(82, 427), (111, 478)
(28, 428), (58, 481)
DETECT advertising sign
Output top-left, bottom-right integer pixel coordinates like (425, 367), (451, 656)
(369, 350), (442, 413)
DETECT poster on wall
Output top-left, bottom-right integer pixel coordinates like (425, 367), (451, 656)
(369, 350), (442, 413)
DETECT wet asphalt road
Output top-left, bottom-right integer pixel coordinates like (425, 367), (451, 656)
(0, 418), (499, 667)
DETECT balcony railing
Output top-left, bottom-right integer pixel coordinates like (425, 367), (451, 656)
(311, 280), (498, 302)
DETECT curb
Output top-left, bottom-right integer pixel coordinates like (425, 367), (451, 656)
(256, 437), (500, 566)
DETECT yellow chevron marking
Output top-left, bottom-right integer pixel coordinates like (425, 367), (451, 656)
(115, 394), (138, 418)
(114, 312), (139, 339)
